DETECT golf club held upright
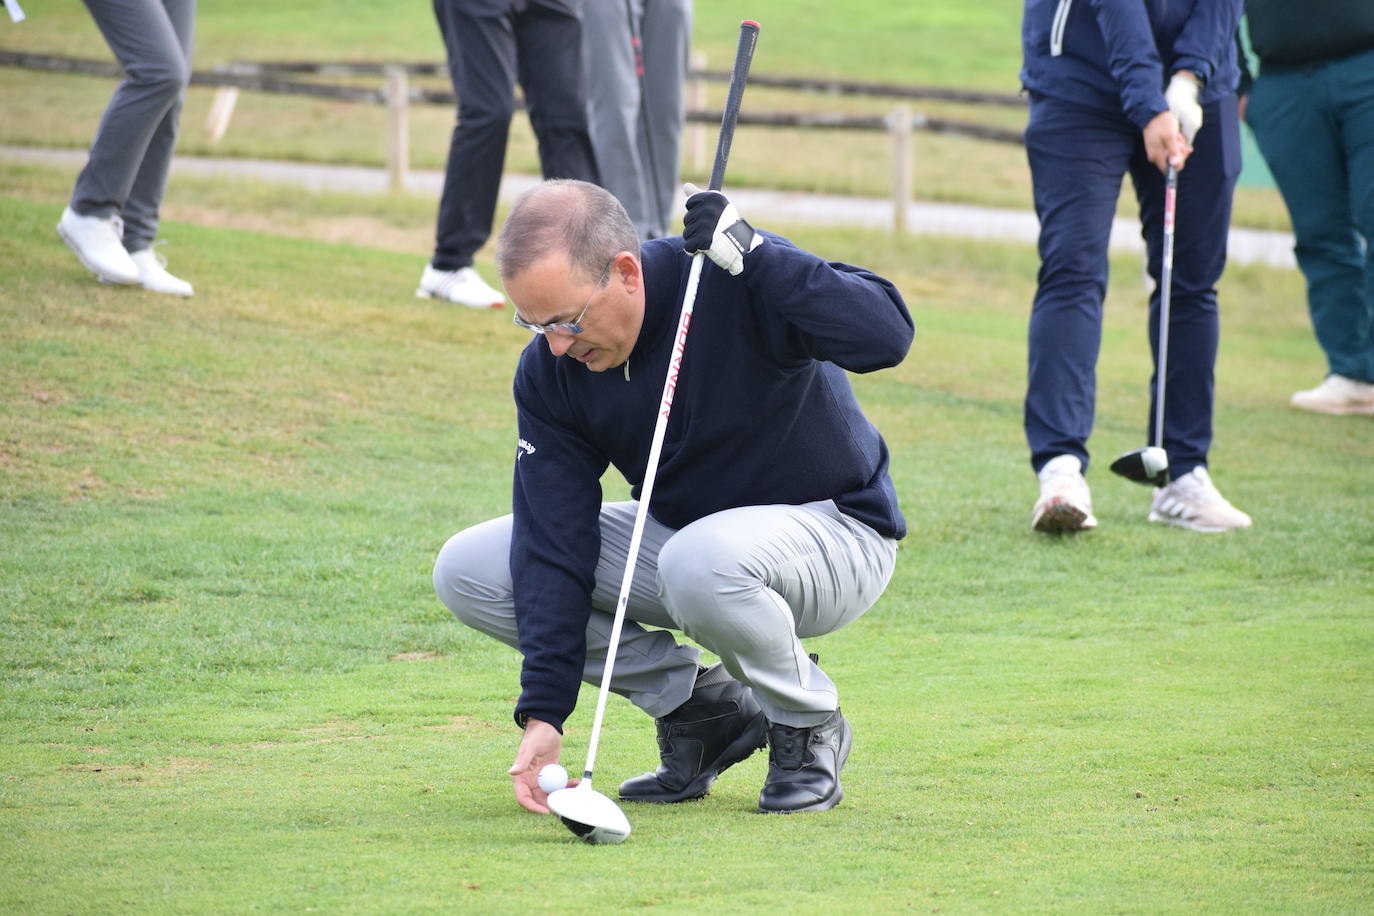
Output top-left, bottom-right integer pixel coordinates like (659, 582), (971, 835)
(547, 18), (760, 846)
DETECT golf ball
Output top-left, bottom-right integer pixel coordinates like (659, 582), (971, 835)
(538, 762), (569, 795)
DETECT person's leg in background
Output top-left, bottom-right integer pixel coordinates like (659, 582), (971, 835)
(582, 0), (655, 238)
(636, 0), (691, 238)
(1023, 95), (1132, 532)
(60, 0), (192, 288)
(515, 0), (600, 184)
(1129, 96), (1251, 532)
(119, 0), (195, 253)
(419, 0), (512, 308)
(1249, 50), (1374, 412)
(120, 0), (196, 295)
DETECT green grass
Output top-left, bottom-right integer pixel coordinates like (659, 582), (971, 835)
(2, 157), (1371, 915)
(0, 0), (1292, 229)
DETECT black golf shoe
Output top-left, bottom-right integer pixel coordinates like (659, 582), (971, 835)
(757, 708), (852, 813)
(618, 665), (767, 803)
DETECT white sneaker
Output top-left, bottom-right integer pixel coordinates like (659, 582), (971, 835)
(1032, 454), (1097, 533)
(416, 265), (504, 309)
(1148, 467), (1252, 532)
(1290, 374), (1374, 416)
(130, 247), (194, 297)
(57, 206), (139, 285)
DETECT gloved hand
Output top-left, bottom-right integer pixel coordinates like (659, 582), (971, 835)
(682, 183), (764, 276)
(1164, 71), (1203, 144)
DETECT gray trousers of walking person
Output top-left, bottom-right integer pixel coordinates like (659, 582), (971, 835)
(582, 0), (691, 240)
(70, 0), (195, 253)
(433, 499), (897, 728)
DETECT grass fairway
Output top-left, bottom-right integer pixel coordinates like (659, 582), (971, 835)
(2, 164), (1372, 916)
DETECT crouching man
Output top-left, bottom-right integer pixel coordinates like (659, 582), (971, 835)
(433, 179), (913, 815)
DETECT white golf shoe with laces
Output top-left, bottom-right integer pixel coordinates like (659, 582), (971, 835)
(416, 265), (505, 308)
(1290, 374), (1374, 416)
(1148, 466), (1252, 532)
(1031, 454), (1097, 533)
(131, 247), (194, 297)
(57, 207), (140, 285)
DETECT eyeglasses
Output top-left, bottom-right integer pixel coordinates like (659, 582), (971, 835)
(512, 257), (616, 336)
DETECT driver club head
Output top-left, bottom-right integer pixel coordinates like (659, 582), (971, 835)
(547, 780), (631, 845)
(1109, 446), (1169, 487)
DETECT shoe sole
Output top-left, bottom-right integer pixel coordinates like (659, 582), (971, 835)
(1032, 498), (1095, 533)
(415, 288), (503, 309)
(757, 717), (853, 814)
(57, 223), (140, 285)
(1290, 401), (1374, 416)
(618, 710), (767, 804)
(1146, 510), (1251, 533)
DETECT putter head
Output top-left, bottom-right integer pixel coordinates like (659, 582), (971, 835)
(547, 780), (631, 845)
(1109, 446), (1169, 487)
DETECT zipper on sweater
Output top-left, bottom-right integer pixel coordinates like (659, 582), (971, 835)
(1051, 0), (1073, 57)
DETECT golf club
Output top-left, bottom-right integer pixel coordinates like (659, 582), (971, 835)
(546, 17), (760, 846)
(1110, 162), (1177, 487)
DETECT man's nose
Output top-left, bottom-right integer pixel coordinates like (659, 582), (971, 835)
(545, 332), (575, 357)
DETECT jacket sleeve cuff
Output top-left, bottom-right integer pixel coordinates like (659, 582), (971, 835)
(1127, 97), (1169, 132)
(1171, 56), (1212, 86)
(514, 706), (567, 733)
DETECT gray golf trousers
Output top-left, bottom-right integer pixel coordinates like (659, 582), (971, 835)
(70, 0), (195, 252)
(581, 0), (691, 240)
(433, 500), (897, 728)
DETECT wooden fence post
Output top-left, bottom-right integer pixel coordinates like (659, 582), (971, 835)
(889, 104), (913, 234)
(385, 65), (410, 193)
(205, 87), (240, 144)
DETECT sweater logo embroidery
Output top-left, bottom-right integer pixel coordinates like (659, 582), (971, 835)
(517, 438), (537, 460)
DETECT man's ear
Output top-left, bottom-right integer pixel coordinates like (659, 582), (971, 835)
(613, 251), (641, 293)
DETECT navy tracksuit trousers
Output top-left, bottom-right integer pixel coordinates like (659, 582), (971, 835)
(1023, 92), (1241, 479)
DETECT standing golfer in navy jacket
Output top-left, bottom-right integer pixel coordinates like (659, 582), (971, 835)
(1022, 0), (1253, 534)
(433, 179), (912, 815)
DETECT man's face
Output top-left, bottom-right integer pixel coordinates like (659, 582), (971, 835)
(505, 251), (644, 373)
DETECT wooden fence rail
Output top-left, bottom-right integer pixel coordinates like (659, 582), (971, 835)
(213, 58), (1027, 107)
(0, 49), (1027, 231)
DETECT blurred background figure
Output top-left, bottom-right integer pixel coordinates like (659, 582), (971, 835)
(1020, 0), (1253, 534)
(419, 0), (600, 309)
(1240, 1), (1374, 416)
(57, 0), (196, 297)
(582, 0), (692, 240)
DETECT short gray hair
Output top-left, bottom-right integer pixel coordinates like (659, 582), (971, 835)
(497, 179), (640, 284)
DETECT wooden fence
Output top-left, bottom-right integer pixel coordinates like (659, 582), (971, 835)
(0, 49), (1026, 232)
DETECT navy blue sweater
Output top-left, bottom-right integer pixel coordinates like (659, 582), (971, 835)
(508, 234), (914, 731)
(1021, 0), (1243, 130)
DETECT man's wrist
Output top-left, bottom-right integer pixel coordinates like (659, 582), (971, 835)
(514, 710), (564, 733)
(1171, 69), (1202, 89)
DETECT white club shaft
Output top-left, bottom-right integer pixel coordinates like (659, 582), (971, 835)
(581, 253), (705, 779)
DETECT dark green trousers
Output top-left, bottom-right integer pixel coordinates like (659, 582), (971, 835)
(1247, 47), (1374, 383)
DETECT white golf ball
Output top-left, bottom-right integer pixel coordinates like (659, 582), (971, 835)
(538, 762), (569, 795)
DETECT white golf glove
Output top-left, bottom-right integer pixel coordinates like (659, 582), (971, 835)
(1165, 71), (1203, 144)
(682, 183), (764, 276)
